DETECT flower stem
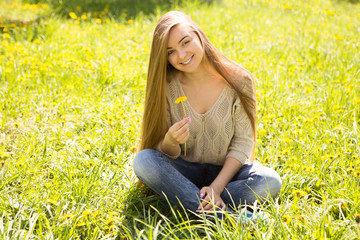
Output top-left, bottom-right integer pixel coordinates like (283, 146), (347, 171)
(181, 102), (187, 156)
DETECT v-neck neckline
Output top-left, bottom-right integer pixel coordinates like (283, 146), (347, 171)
(175, 77), (228, 116)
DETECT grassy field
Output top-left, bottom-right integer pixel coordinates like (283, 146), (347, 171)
(1, 0), (359, 239)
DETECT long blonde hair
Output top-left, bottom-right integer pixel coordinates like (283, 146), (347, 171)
(140, 11), (256, 154)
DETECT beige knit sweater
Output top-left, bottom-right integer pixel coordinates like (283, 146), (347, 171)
(159, 78), (254, 166)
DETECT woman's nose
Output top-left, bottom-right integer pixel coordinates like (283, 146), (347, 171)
(178, 49), (186, 60)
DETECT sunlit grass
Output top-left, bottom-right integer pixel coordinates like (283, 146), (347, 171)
(0, 0), (359, 238)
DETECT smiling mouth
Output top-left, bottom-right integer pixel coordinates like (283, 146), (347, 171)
(181, 55), (193, 65)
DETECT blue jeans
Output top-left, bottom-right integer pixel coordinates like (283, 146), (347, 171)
(133, 149), (281, 213)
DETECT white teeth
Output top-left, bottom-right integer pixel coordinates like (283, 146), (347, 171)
(181, 56), (192, 65)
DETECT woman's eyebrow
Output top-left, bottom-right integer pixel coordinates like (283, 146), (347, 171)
(167, 35), (189, 49)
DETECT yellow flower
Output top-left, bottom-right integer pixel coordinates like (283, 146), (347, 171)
(3, 33), (11, 39)
(258, 129), (266, 136)
(297, 215), (305, 223)
(174, 96), (189, 156)
(282, 215), (291, 224)
(355, 213), (360, 223)
(292, 189), (306, 197)
(47, 199), (57, 205)
(69, 12), (78, 19)
(263, 156), (270, 164)
(109, 211), (118, 217)
(77, 222), (86, 227)
(106, 217), (115, 225)
(63, 213), (74, 219)
(92, 210), (100, 218)
(175, 96), (187, 104)
(82, 209), (92, 216)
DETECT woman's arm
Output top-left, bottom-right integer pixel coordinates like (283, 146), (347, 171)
(199, 157), (243, 211)
(159, 117), (191, 157)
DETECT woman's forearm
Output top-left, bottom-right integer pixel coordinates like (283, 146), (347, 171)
(210, 157), (243, 194)
(159, 134), (181, 157)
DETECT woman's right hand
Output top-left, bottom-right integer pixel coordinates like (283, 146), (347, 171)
(164, 117), (191, 146)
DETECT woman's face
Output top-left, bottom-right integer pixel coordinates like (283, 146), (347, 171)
(167, 24), (204, 73)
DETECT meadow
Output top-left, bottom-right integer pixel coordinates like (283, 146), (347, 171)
(0, 0), (359, 239)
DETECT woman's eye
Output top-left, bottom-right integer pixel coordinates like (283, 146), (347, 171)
(184, 40), (190, 45)
(168, 50), (174, 55)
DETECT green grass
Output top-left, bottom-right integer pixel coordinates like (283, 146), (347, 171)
(0, 0), (359, 239)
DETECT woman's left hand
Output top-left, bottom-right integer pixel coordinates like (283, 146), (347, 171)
(197, 186), (226, 213)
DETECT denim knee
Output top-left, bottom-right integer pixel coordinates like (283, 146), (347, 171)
(133, 149), (159, 179)
(263, 172), (282, 198)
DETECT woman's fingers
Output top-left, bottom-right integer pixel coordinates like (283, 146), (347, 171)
(168, 118), (191, 144)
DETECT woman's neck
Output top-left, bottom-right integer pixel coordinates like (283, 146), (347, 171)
(179, 61), (221, 85)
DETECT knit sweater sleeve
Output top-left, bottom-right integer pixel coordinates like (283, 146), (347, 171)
(226, 98), (254, 164)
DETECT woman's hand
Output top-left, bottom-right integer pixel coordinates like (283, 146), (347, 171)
(164, 117), (191, 146)
(159, 117), (191, 156)
(197, 186), (226, 213)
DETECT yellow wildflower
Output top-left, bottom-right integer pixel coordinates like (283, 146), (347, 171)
(282, 215), (291, 224)
(47, 199), (57, 205)
(175, 96), (187, 104)
(63, 213), (74, 219)
(106, 217), (115, 225)
(3, 33), (11, 39)
(69, 12), (78, 19)
(77, 222), (86, 227)
(82, 209), (92, 216)
(174, 96), (189, 155)
(292, 189), (306, 197)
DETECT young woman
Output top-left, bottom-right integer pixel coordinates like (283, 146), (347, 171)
(133, 11), (281, 219)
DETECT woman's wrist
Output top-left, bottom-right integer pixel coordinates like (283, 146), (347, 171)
(160, 137), (180, 156)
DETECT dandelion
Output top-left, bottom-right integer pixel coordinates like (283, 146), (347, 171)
(355, 171), (360, 177)
(282, 149), (290, 155)
(175, 96), (189, 156)
(263, 156), (270, 164)
(258, 129), (266, 136)
(326, 10), (335, 15)
(328, 139), (336, 144)
(0, 152), (10, 159)
(345, 149), (352, 154)
(26, 169), (35, 174)
(109, 211), (117, 217)
(3, 33), (11, 39)
(355, 213), (360, 223)
(292, 189), (306, 198)
(282, 215), (291, 224)
(69, 12), (78, 19)
(297, 215), (305, 223)
(92, 210), (100, 218)
(63, 213), (74, 219)
(77, 222), (86, 227)
(108, 224), (115, 232)
(47, 199), (57, 205)
(82, 209), (91, 216)
(106, 217), (115, 225)
(129, 146), (137, 153)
